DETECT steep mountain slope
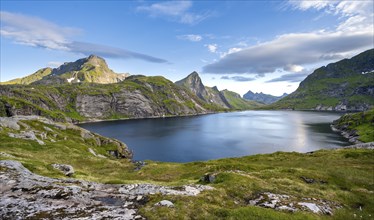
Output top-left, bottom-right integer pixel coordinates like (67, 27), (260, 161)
(221, 90), (264, 110)
(0, 75), (222, 122)
(243, 90), (288, 104)
(35, 55), (129, 84)
(1, 55), (129, 85)
(176, 72), (260, 110)
(0, 68), (52, 85)
(271, 49), (374, 111)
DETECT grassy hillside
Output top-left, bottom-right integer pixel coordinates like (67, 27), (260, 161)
(0, 116), (373, 219)
(332, 109), (374, 143)
(0, 68), (52, 85)
(221, 89), (264, 110)
(270, 49), (374, 110)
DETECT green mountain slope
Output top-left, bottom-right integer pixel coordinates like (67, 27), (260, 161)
(332, 108), (374, 143)
(221, 89), (264, 110)
(1, 55), (129, 85)
(0, 68), (52, 85)
(0, 75), (224, 122)
(271, 49), (374, 111)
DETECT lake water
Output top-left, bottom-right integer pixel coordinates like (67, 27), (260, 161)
(79, 111), (351, 162)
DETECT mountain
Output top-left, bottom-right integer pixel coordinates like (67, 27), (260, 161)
(243, 90), (288, 104)
(0, 75), (227, 122)
(175, 72), (230, 109)
(271, 49), (374, 111)
(175, 72), (260, 110)
(2, 55), (129, 85)
(220, 89), (264, 109)
(0, 68), (52, 85)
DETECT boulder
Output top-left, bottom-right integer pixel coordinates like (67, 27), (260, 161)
(201, 173), (216, 183)
(155, 200), (174, 208)
(52, 164), (74, 177)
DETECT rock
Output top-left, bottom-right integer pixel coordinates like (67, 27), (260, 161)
(201, 173), (216, 183)
(155, 200), (174, 208)
(52, 164), (75, 177)
(0, 160), (213, 219)
(248, 192), (340, 215)
(8, 131), (45, 145)
(298, 202), (321, 213)
(0, 117), (20, 130)
(300, 176), (315, 184)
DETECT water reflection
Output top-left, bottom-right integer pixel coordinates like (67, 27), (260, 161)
(79, 111), (351, 162)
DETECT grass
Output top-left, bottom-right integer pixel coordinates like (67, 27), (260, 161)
(0, 117), (373, 219)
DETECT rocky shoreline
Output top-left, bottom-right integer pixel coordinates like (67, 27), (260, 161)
(0, 160), (213, 220)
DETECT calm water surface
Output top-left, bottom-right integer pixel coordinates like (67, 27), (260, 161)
(79, 111), (350, 162)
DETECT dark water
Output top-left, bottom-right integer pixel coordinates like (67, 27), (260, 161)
(79, 111), (350, 162)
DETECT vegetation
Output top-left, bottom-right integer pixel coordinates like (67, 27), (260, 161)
(269, 49), (374, 110)
(333, 108), (374, 142)
(0, 117), (373, 219)
(221, 89), (264, 110)
(0, 68), (52, 85)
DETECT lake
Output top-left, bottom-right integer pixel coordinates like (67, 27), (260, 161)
(79, 111), (351, 162)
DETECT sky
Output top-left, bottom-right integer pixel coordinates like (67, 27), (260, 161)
(1, 0), (373, 96)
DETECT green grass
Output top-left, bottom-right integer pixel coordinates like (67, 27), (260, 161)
(0, 117), (373, 219)
(333, 109), (374, 142)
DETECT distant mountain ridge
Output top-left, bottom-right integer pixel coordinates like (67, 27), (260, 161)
(271, 48), (374, 111)
(176, 72), (262, 110)
(1, 55), (129, 85)
(243, 91), (288, 104)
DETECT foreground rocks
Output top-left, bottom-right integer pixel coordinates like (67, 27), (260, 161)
(248, 192), (341, 215)
(0, 160), (213, 220)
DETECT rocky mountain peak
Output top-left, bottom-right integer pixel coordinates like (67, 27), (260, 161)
(175, 71), (208, 100)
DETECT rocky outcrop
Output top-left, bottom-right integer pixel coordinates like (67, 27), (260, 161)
(0, 160), (213, 219)
(248, 192), (341, 215)
(0, 115), (133, 159)
(51, 164), (75, 177)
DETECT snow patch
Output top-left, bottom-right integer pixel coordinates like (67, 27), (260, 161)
(67, 77), (75, 83)
(361, 70), (374, 74)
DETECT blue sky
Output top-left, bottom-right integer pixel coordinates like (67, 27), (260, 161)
(1, 1), (373, 96)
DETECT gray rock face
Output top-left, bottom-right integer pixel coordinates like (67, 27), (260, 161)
(52, 164), (75, 176)
(0, 160), (213, 220)
(201, 173), (216, 183)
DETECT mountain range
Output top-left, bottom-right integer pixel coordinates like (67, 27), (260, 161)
(243, 91), (288, 104)
(270, 48), (374, 111)
(0, 56), (261, 122)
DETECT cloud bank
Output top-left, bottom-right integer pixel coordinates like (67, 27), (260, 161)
(0, 11), (168, 63)
(203, 1), (373, 76)
(221, 76), (255, 82)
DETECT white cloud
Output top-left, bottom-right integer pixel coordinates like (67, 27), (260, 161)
(0, 11), (168, 63)
(206, 44), (218, 53)
(177, 34), (202, 42)
(0, 11), (78, 50)
(203, 0), (373, 75)
(284, 64), (303, 73)
(137, 1), (210, 25)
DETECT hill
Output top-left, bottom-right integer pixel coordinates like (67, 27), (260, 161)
(270, 49), (374, 111)
(0, 68), (52, 85)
